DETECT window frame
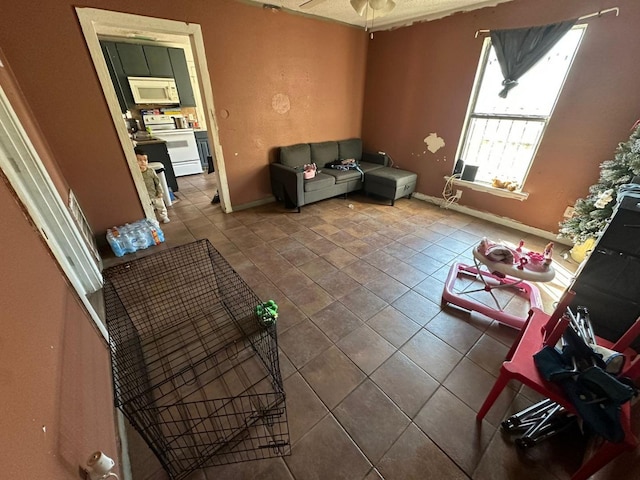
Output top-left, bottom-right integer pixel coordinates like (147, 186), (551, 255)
(454, 25), (587, 194)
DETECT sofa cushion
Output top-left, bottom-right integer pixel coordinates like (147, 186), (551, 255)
(338, 138), (362, 161)
(364, 167), (417, 202)
(359, 161), (385, 173)
(310, 141), (339, 168)
(366, 167), (417, 185)
(304, 172), (336, 192)
(323, 167), (362, 184)
(281, 143), (311, 168)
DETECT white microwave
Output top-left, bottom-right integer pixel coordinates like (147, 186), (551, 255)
(128, 77), (180, 105)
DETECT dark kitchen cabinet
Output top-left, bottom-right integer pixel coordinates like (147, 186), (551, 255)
(569, 194), (640, 349)
(111, 43), (174, 78)
(116, 43), (150, 77)
(143, 45), (173, 77)
(100, 41), (196, 109)
(195, 131), (211, 169)
(100, 41), (134, 113)
(168, 48), (196, 107)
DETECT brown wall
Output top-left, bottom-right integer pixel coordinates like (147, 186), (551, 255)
(0, 0), (367, 235)
(0, 52), (118, 478)
(0, 4), (365, 476)
(2, 0), (638, 238)
(0, 179), (118, 478)
(362, 0), (640, 233)
(207, 3), (368, 203)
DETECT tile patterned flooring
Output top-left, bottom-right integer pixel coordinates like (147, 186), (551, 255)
(104, 173), (640, 480)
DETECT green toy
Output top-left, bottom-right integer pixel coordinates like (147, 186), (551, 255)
(256, 300), (278, 326)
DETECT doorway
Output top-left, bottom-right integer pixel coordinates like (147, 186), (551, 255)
(75, 7), (231, 217)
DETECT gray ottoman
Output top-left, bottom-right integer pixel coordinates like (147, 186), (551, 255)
(364, 167), (417, 205)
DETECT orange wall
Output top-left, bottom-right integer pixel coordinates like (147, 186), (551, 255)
(206, 3), (368, 201)
(0, 0), (367, 235)
(0, 52), (118, 478)
(0, 180), (118, 478)
(2, 0), (638, 237)
(362, 0), (640, 233)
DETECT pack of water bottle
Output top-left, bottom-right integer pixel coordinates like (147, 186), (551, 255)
(106, 219), (165, 257)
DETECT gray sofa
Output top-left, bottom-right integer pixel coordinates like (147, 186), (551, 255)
(270, 138), (388, 211)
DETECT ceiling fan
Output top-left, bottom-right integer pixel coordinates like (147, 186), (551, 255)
(300, 0), (397, 18)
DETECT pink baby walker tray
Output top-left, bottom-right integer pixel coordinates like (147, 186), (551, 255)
(442, 238), (556, 330)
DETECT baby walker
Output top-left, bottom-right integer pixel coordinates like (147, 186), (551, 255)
(442, 239), (556, 330)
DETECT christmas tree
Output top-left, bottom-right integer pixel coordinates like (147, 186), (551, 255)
(559, 123), (640, 243)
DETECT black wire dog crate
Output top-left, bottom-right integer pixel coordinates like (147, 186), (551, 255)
(103, 239), (290, 479)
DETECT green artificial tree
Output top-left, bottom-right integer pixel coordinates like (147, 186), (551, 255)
(559, 123), (640, 244)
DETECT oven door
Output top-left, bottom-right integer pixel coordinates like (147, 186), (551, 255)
(153, 130), (202, 176)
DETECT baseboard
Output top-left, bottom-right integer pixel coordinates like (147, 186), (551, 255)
(412, 192), (572, 246)
(232, 195), (276, 212)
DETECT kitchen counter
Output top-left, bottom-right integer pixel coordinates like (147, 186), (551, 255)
(131, 137), (167, 146)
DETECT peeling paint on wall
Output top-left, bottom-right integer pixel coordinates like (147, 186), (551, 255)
(272, 93), (290, 114)
(424, 133), (445, 153)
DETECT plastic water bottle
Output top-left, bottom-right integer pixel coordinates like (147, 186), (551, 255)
(131, 225), (150, 250)
(137, 220), (153, 247)
(106, 219), (165, 256)
(106, 227), (127, 257)
(120, 224), (137, 254)
(145, 219), (164, 245)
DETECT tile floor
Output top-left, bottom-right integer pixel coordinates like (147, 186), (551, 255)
(104, 173), (640, 480)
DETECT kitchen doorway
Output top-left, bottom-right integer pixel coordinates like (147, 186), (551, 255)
(75, 8), (231, 217)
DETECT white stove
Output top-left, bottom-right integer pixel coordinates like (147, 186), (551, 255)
(143, 115), (203, 177)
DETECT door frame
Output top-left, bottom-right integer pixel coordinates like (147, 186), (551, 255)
(0, 58), (106, 338)
(75, 7), (231, 214)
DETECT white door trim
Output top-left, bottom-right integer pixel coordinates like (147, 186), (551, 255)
(75, 7), (232, 213)
(0, 84), (108, 339)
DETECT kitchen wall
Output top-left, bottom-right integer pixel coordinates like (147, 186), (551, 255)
(361, 0), (640, 233)
(0, 54), (118, 478)
(0, 0), (367, 236)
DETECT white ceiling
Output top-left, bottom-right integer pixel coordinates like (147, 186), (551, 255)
(247, 0), (514, 31)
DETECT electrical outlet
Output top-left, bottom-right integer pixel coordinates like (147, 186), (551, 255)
(455, 189), (463, 199)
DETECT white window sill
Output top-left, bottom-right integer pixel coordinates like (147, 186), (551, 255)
(445, 176), (529, 201)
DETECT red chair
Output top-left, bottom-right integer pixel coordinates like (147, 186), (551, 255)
(477, 290), (640, 480)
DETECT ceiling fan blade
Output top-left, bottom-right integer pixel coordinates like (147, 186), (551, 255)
(371, 0), (396, 17)
(299, 0), (329, 9)
(350, 0), (368, 16)
(368, 0), (387, 8)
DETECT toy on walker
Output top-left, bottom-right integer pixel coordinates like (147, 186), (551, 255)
(442, 238), (556, 330)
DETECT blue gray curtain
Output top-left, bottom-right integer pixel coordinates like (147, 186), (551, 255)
(490, 19), (577, 98)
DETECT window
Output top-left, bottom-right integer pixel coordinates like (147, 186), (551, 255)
(456, 26), (586, 189)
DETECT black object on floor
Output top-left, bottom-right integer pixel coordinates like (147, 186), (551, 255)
(103, 240), (290, 479)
